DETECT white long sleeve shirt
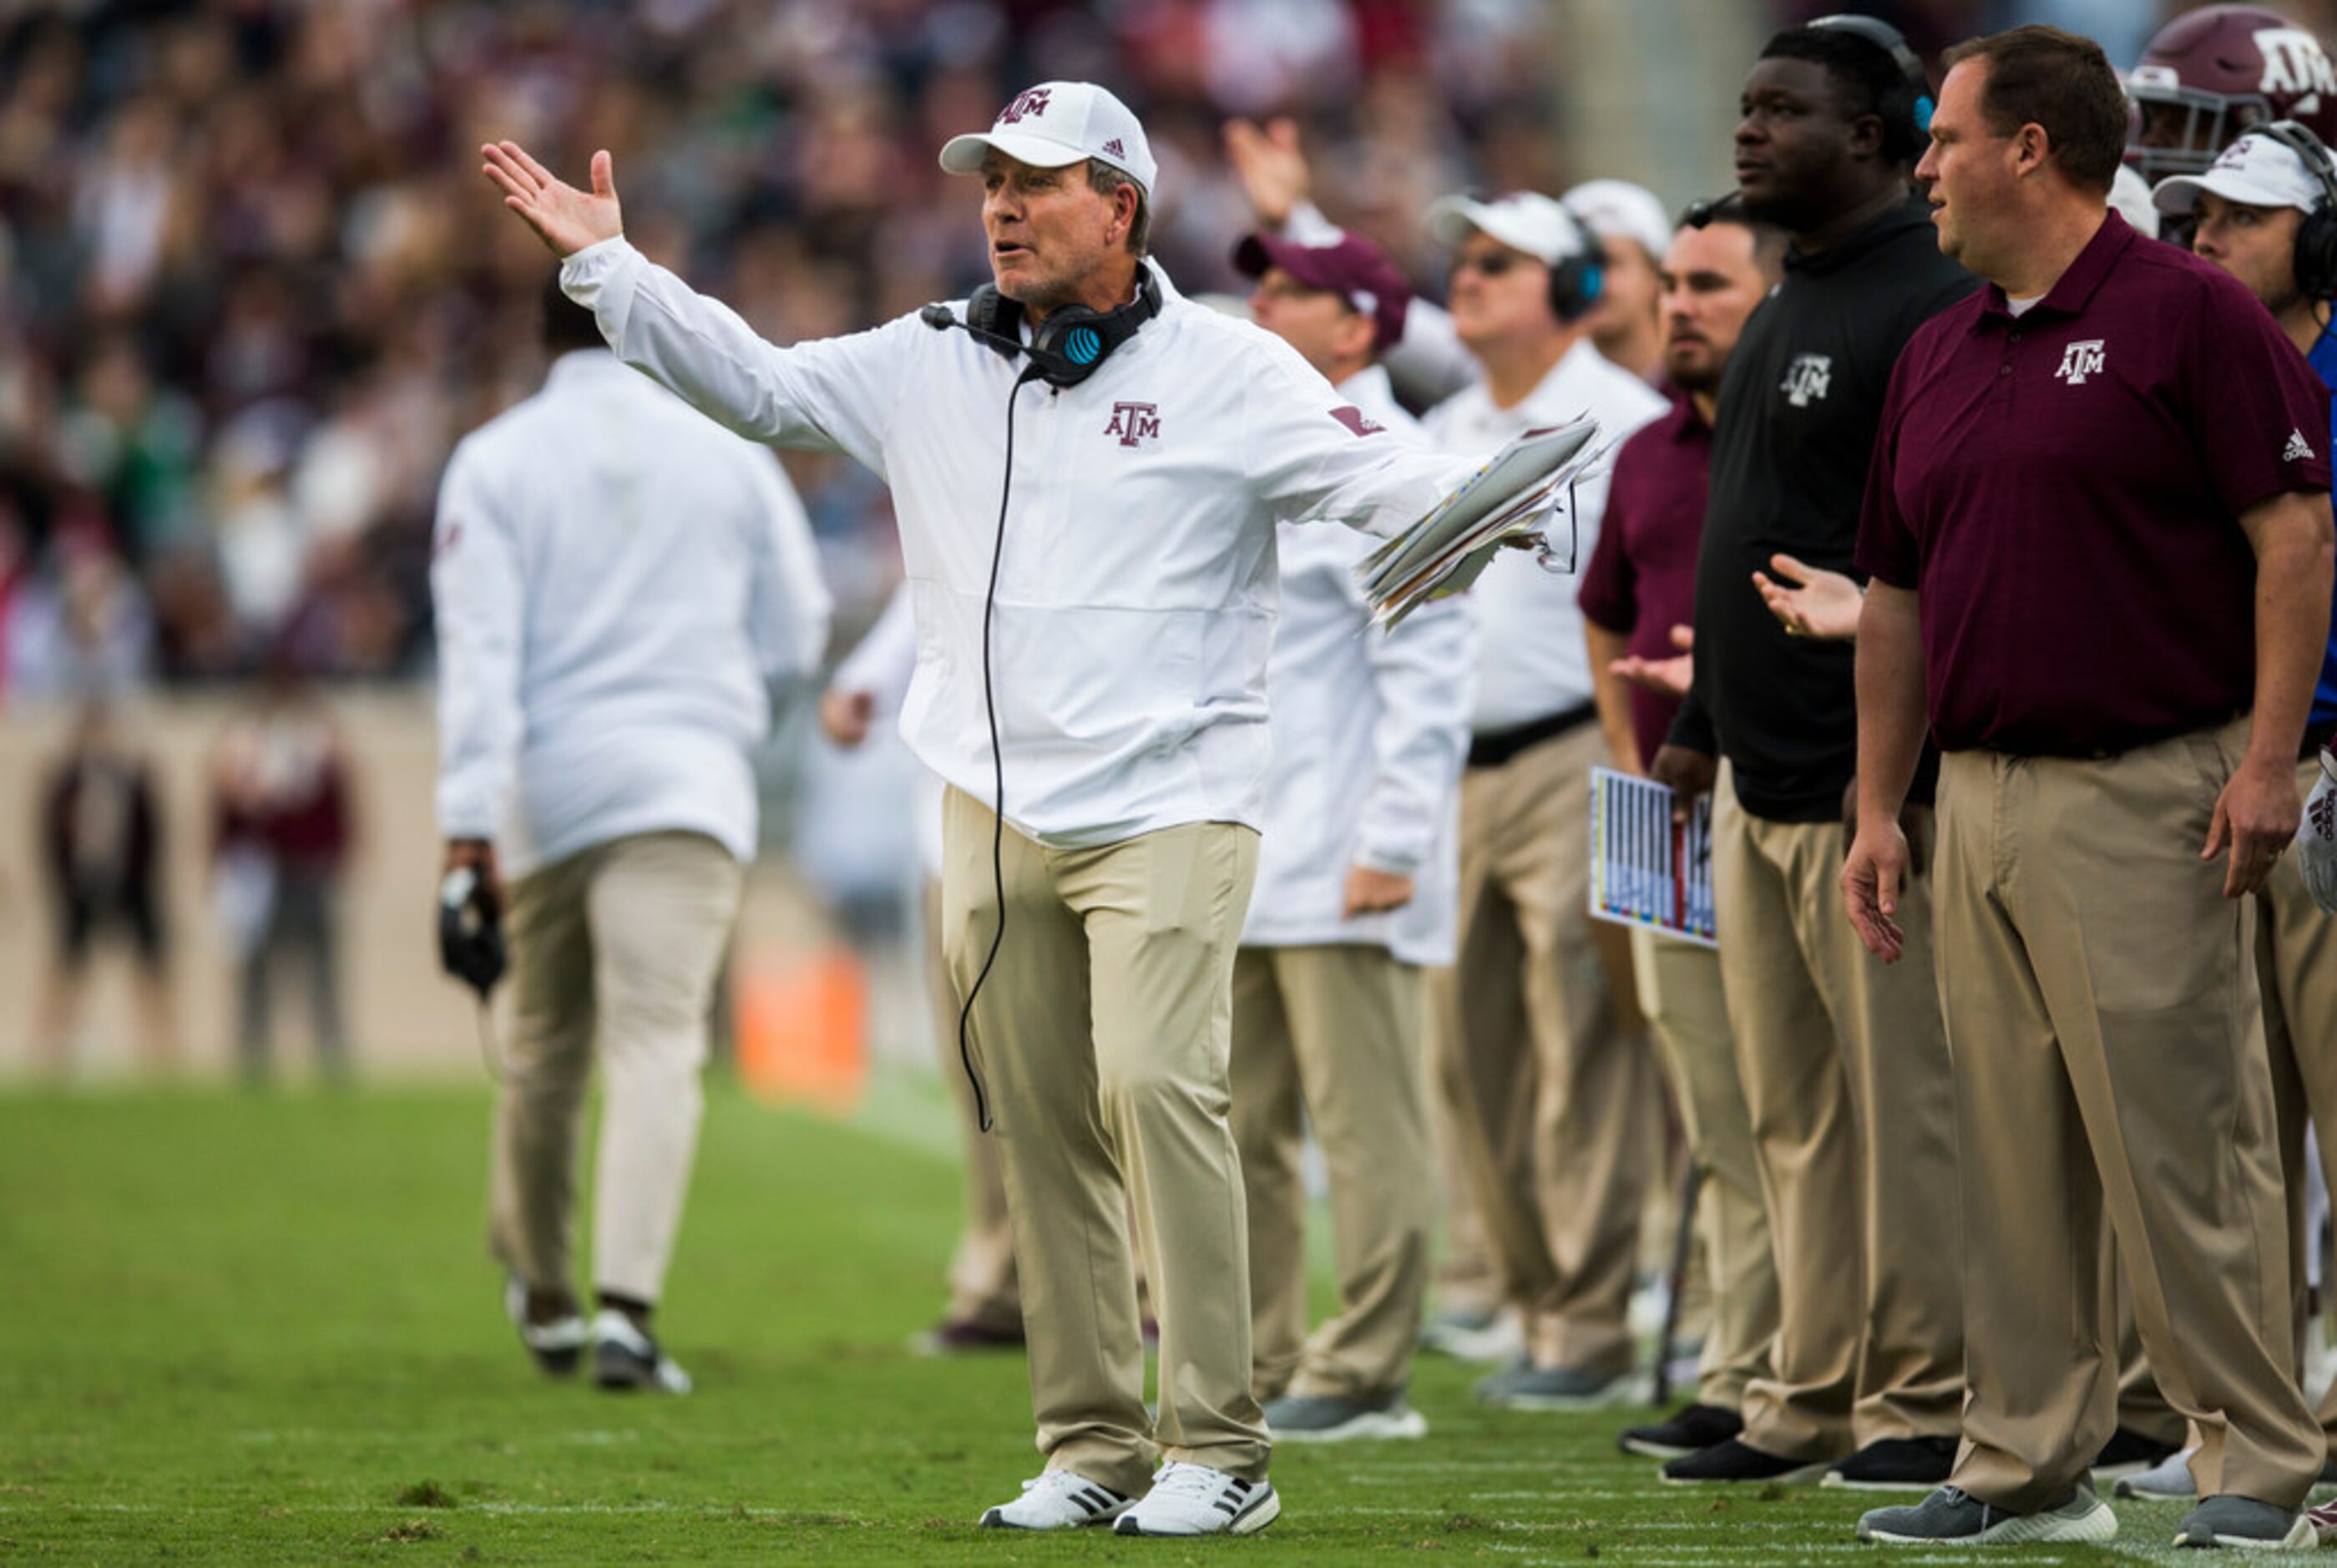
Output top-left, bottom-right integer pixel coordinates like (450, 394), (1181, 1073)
(432, 350), (830, 878)
(830, 581), (947, 882)
(562, 237), (1473, 848)
(1425, 340), (1668, 734)
(1240, 366), (1476, 966)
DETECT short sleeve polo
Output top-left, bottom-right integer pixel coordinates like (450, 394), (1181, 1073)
(1577, 395), (1711, 767)
(1856, 213), (2332, 757)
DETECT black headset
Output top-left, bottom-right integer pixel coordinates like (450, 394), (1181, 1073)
(1548, 200), (1606, 322)
(1807, 13), (1935, 162)
(923, 267), (1162, 387)
(2252, 119), (2337, 301)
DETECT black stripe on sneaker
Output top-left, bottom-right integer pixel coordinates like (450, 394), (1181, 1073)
(1069, 1495), (1099, 1515)
(1079, 1488), (1115, 1510)
(1212, 1500), (1238, 1515)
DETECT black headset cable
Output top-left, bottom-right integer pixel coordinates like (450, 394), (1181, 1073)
(954, 363), (1044, 1132)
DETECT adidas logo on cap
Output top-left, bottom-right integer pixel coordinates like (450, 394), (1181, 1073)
(1103, 138), (1126, 158)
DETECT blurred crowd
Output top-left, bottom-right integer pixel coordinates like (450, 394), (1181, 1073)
(0, 0), (2256, 704)
(0, 0), (1596, 701)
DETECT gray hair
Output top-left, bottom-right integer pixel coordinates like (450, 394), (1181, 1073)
(1086, 160), (1151, 257)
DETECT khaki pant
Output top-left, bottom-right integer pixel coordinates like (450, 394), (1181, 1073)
(2262, 755), (2337, 1449)
(941, 788), (1264, 1495)
(1427, 721), (1652, 1376)
(1935, 726), (2322, 1511)
(489, 831), (742, 1306)
(1712, 770), (1962, 1459)
(923, 879), (1020, 1333)
(1633, 924), (1778, 1413)
(1231, 943), (1434, 1402)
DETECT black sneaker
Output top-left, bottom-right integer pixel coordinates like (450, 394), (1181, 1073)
(2092, 1425), (2182, 1482)
(1619, 1404), (1743, 1459)
(593, 1309), (692, 1393)
(503, 1279), (584, 1376)
(1822, 1435), (1957, 1491)
(2174, 1494), (2312, 1549)
(1661, 1437), (1834, 1485)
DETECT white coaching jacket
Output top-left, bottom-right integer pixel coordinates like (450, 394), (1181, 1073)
(1240, 365), (1475, 967)
(432, 350), (830, 878)
(562, 238), (1473, 849)
(1427, 338), (1668, 735)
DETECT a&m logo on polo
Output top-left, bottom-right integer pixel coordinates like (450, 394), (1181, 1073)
(998, 88), (1053, 124)
(1105, 401), (1161, 448)
(1779, 352), (1832, 407)
(2056, 340), (2106, 385)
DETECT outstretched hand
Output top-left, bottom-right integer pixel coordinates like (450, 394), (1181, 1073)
(1753, 553), (1864, 642)
(481, 142), (623, 258)
(1222, 117), (1309, 229)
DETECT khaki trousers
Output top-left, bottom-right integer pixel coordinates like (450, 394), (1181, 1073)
(1712, 770), (1962, 1459)
(941, 788), (1265, 1495)
(1428, 721), (1652, 1374)
(2262, 756), (2337, 1449)
(489, 831), (742, 1306)
(1633, 924), (1778, 1413)
(1935, 727), (2322, 1511)
(923, 879), (1020, 1333)
(1231, 943), (1434, 1402)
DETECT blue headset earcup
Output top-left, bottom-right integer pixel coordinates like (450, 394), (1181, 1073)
(1914, 95), (1935, 134)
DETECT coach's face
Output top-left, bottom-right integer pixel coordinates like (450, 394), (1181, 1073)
(981, 151), (1126, 318)
(2191, 190), (2309, 316)
(1248, 267), (1371, 382)
(1915, 61), (2019, 272)
(1447, 233), (1554, 352)
(1658, 223), (1768, 395)
(1734, 55), (1866, 230)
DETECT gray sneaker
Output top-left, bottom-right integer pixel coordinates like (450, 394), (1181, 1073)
(2117, 1445), (2199, 1500)
(2173, 1495), (2314, 1549)
(1473, 1360), (1637, 1410)
(1858, 1485), (2117, 1546)
(1262, 1389), (1427, 1444)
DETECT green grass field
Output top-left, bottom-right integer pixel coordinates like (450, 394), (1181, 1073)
(0, 1078), (2246, 1563)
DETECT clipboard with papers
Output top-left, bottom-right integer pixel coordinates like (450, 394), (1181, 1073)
(1357, 415), (1610, 626)
(1587, 766), (1717, 948)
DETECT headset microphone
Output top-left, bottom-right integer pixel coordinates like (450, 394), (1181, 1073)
(1684, 190), (1746, 229)
(923, 302), (1031, 362)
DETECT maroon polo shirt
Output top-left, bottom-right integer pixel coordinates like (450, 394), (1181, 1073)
(1579, 394), (1712, 768)
(1857, 213), (2332, 757)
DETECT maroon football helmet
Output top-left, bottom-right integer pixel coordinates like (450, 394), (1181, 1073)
(2127, 5), (2337, 179)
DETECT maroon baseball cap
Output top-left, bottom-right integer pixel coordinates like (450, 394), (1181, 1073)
(1232, 231), (1412, 354)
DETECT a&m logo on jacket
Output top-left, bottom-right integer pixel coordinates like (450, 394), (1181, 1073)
(998, 88), (1053, 124)
(1779, 352), (1832, 407)
(2056, 340), (2106, 385)
(1105, 401), (1161, 448)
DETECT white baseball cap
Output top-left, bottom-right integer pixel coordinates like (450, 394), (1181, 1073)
(2152, 128), (2330, 217)
(1426, 191), (1593, 265)
(938, 81), (1156, 202)
(1563, 179), (1674, 263)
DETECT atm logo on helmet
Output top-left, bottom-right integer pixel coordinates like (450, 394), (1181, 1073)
(2258, 28), (2337, 110)
(998, 88), (1054, 124)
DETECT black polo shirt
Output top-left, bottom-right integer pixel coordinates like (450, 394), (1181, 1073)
(1858, 212), (2332, 757)
(1670, 195), (1978, 822)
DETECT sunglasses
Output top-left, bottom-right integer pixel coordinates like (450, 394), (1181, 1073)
(1453, 250), (1535, 277)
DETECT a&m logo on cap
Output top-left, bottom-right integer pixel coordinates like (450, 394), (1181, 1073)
(998, 88), (1053, 124)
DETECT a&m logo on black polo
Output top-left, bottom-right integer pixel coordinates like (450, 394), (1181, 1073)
(1779, 352), (1832, 407)
(1105, 401), (1161, 448)
(2056, 340), (2107, 385)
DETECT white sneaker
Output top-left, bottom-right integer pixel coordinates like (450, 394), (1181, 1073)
(503, 1280), (586, 1375)
(1114, 1462), (1280, 1537)
(1419, 1305), (1525, 1365)
(975, 1469), (1134, 1530)
(2114, 1444), (2197, 1500)
(591, 1309), (691, 1393)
